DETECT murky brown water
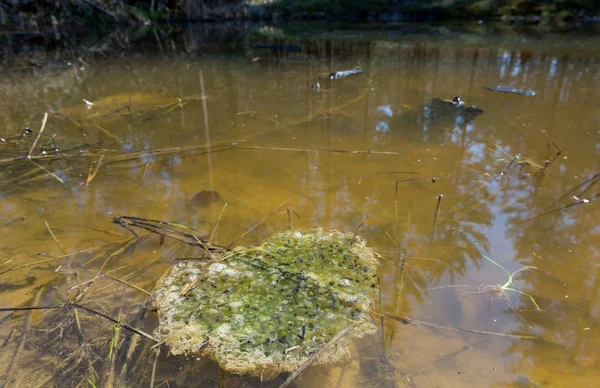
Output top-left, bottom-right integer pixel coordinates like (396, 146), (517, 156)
(1, 24), (600, 387)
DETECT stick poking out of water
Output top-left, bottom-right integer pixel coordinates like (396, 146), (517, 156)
(26, 112), (48, 160)
(430, 195), (443, 245)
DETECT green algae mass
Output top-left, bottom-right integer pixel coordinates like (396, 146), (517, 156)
(152, 228), (379, 378)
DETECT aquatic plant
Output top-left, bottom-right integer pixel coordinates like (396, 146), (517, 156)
(426, 254), (541, 312)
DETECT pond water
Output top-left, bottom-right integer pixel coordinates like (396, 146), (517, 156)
(1, 23), (600, 387)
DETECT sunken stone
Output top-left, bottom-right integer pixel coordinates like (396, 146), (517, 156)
(152, 228), (379, 379)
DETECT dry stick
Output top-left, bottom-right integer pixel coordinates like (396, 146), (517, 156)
(0, 258), (15, 268)
(209, 203), (228, 245)
(112, 218), (218, 257)
(279, 322), (358, 388)
(376, 171), (420, 175)
(51, 112), (89, 137)
(0, 257), (55, 276)
(541, 129), (562, 169)
(141, 162), (151, 184)
(150, 345), (161, 388)
(286, 207), (292, 230)
(521, 193), (600, 223)
(28, 159), (66, 184)
(102, 142), (238, 162)
(395, 177), (438, 195)
(26, 112), (48, 160)
(0, 303), (157, 342)
(235, 110), (257, 117)
(405, 256), (456, 273)
(44, 219), (67, 255)
(70, 272), (150, 296)
(237, 145), (402, 156)
(371, 308), (537, 340)
(99, 237), (140, 270)
(377, 275), (384, 344)
(0, 247), (98, 277)
(85, 155), (104, 186)
(227, 201), (288, 249)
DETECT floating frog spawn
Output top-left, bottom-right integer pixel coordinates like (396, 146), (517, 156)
(152, 228), (379, 379)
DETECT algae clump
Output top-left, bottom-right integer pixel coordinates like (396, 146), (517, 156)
(152, 228), (379, 379)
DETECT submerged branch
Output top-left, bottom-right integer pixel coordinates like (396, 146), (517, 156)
(279, 322), (358, 388)
(0, 303), (157, 342)
(371, 308), (537, 340)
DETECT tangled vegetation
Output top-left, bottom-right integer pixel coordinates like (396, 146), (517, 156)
(1, 0), (599, 29)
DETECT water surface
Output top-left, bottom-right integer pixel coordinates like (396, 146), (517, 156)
(1, 24), (599, 387)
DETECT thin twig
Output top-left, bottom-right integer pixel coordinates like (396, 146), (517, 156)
(557, 173), (600, 203)
(0, 257), (56, 276)
(237, 145), (402, 156)
(27, 112), (48, 159)
(279, 322), (358, 388)
(44, 219), (66, 254)
(85, 155), (104, 186)
(227, 201), (288, 248)
(371, 308), (537, 340)
(0, 303), (157, 342)
(28, 160), (66, 184)
(395, 177), (438, 195)
(150, 345), (160, 388)
(522, 194), (599, 223)
(209, 203), (228, 245)
(350, 222), (364, 246)
(51, 112), (89, 136)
